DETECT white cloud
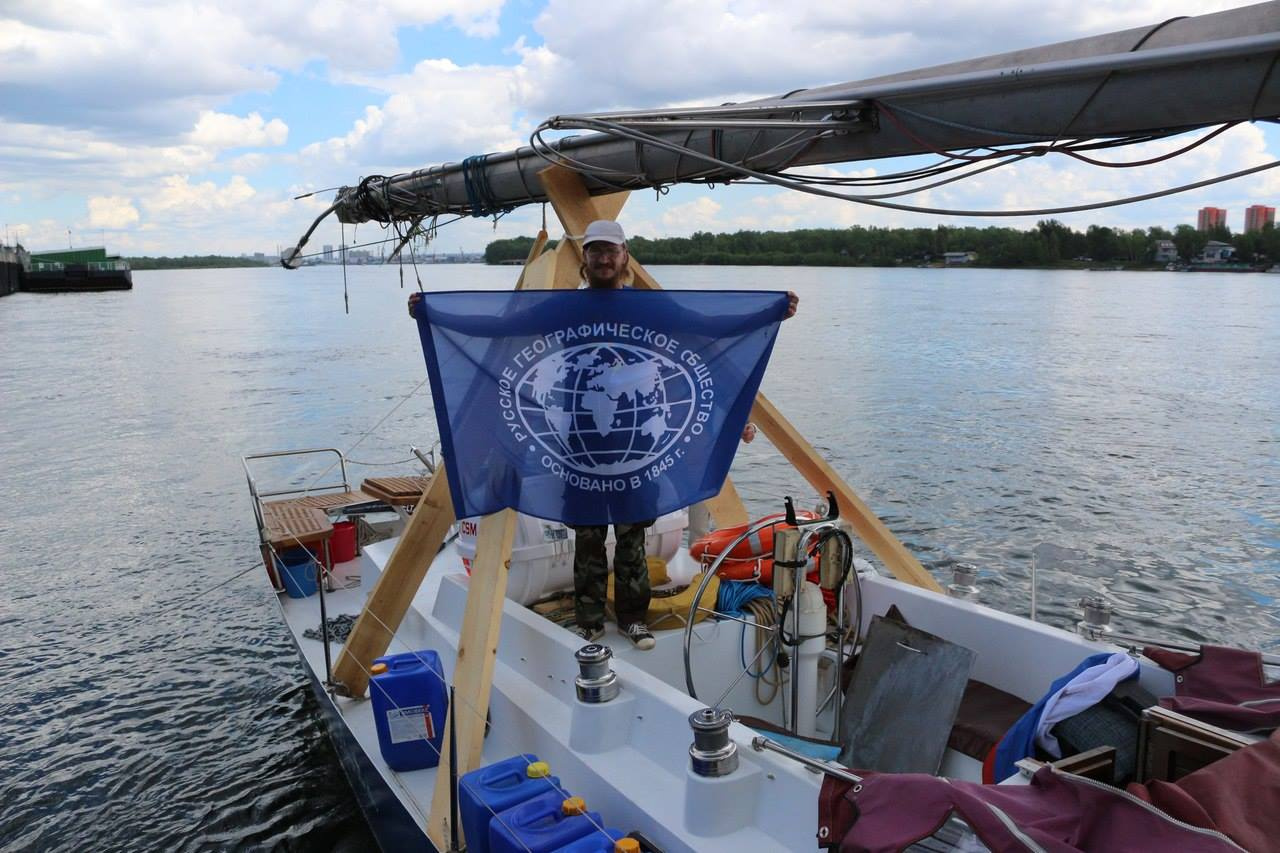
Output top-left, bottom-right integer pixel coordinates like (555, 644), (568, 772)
(143, 175), (257, 217)
(87, 195), (140, 229)
(189, 111), (288, 150)
(524, 0), (1260, 115)
(301, 57), (528, 171)
(3, 0), (1275, 255)
(0, 1), (506, 134)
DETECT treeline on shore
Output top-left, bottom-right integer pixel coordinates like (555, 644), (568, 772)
(484, 220), (1280, 268)
(126, 255), (273, 270)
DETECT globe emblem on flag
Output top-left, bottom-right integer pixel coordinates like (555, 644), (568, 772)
(517, 342), (698, 475)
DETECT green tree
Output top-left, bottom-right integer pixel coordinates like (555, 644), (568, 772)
(1172, 225), (1206, 262)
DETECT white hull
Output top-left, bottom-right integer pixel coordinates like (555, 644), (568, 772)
(279, 534), (1176, 851)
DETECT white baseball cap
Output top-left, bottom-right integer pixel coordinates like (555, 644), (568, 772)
(581, 220), (627, 246)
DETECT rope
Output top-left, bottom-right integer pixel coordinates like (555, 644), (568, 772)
(462, 154), (514, 219)
(717, 580), (774, 618)
(532, 114), (1280, 219)
(340, 222), (349, 315)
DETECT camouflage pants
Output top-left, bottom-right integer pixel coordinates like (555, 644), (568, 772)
(572, 521), (653, 628)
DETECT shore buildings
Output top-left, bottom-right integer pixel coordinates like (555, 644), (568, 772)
(1197, 206), (1228, 231)
(1244, 205), (1275, 233)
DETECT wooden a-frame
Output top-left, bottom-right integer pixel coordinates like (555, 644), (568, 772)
(331, 165), (942, 849)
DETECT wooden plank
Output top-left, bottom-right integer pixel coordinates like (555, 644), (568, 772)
(704, 477), (749, 527)
(331, 470), (457, 696)
(427, 509), (518, 850)
(513, 229), (549, 291)
(750, 393), (942, 592)
(262, 503), (333, 549)
(361, 475), (433, 506)
(550, 239), (583, 291)
(519, 243), (561, 291)
(539, 165), (629, 254)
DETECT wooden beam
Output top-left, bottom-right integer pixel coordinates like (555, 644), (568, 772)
(749, 394), (942, 592)
(550, 239), (584, 291)
(704, 477), (749, 527)
(513, 229), (549, 291)
(427, 509), (518, 850)
(331, 470), (457, 697)
(519, 240), (560, 291)
(539, 165), (629, 253)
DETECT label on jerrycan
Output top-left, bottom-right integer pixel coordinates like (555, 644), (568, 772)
(387, 705), (436, 744)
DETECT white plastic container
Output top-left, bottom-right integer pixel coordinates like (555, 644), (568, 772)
(455, 510), (688, 605)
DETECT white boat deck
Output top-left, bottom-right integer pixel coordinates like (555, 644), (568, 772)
(278, 536), (1177, 851)
(280, 540), (830, 851)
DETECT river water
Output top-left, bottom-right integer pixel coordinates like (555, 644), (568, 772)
(1, 264), (1276, 850)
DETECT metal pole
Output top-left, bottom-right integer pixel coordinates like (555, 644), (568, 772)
(448, 685), (461, 853)
(833, 581), (845, 743)
(751, 736), (863, 786)
(1030, 548), (1038, 623)
(318, 542), (333, 686)
(790, 560), (804, 737)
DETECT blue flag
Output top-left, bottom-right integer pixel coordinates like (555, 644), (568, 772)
(415, 289), (787, 525)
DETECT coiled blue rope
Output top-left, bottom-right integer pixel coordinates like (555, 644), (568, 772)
(717, 580), (773, 617)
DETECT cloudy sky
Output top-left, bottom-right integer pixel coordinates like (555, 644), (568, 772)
(2, 0), (1277, 257)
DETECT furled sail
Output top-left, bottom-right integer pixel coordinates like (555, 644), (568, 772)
(285, 2), (1280, 265)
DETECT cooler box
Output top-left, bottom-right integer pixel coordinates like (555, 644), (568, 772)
(274, 548), (317, 598)
(370, 649), (448, 771)
(459, 754), (562, 853)
(554, 829), (628, 851)
(490, 791), (602, 853)
(456, 510), (688, 605)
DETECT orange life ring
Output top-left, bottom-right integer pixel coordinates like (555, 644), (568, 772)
(689, 512), (819, 585)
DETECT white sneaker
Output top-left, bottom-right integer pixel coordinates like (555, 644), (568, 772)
(620, 622), (655, 650)
(572, 623), (604, 643)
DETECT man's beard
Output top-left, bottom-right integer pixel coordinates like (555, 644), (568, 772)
(586, 264), (625, 288)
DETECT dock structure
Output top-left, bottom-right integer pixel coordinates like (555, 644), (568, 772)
(21, 246), (132, 292)
(0, 245), (25, 297)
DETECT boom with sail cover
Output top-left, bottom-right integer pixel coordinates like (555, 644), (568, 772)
(284, 1), (1280, 262)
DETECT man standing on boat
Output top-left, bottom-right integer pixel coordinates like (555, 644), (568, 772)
(564, 220), (797, 650)
(409, 220), (797, 651)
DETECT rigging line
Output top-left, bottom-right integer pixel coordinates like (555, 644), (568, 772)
(324, 650), (442, 834)
(281, 200), (340, 269)
(355, 605), (620, 849)
(168, 560), (264, 608)
(854, 151), (1036, 200)
(775, 155), (977, 187)
(767, 150), (1035, 201)
(1059, 122), (1237, 167)
(340, 222), (350, 315)
(338, 663), (538, 853)
(292, 374), (431, 502)
(1048, 15), (1189, 147)
(293, 185), (344, 200)
(1248, 50), (1280, 120)
(550, 114), (1280, 218)
(874, 101), (1068, 163)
